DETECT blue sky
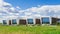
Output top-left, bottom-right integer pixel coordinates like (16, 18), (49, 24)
(4, 0), (60, 9)
(2, 0), (60, 17)
(0, 0), (59, 23)
(0, 0), (60, 23)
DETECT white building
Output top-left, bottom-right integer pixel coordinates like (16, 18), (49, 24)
(2, 16), (58, 25)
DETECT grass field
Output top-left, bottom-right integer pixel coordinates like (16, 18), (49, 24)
(0, 25), (60, 34)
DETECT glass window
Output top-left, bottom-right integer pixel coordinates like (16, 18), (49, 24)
(3, 20), (7, 24)
(42, 17), (50, 24)
(57, 19), (60, 23)
(12, 19), (17, 24)
(27, 19), (33, 24)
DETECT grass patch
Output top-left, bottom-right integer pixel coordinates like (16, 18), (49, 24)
(0, 25), (60, 34)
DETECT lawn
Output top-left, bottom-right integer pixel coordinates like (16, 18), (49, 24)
(0, 25), (60, 34)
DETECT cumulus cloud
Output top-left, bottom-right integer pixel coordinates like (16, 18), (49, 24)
(23, 5), (60, 18)
(0, 0), (19, 22)
(0, 0), (60, 23)
(0, 0), (3, 7)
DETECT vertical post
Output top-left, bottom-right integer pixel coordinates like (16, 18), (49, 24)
(40, 17), (42, 25)
(33, 18), (35, 25)
(17, 19), (19, 25)
(25, 18), (27, 25)
(11, 19), (12, 25)
(49, 17), (52, 25)
(7, 20), (8, 25)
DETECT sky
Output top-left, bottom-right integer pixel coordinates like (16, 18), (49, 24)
(4, 0), (60, 9)
(0, 0), (60, 22)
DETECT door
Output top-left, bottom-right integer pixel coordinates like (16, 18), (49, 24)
(42, 17), (50, 24)
(3, 20), (7, 24)
(27, 19), (33, 24)
(36, 19), (41, 24)
(19, 19), (26, 25)
(52, 18), (57, 25)
(12, 19), (17, 24)
(9, 20), (11, 25)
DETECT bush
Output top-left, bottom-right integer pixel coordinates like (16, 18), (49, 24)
(57, 22), (60, 25)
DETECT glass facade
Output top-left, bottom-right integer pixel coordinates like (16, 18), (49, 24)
(27, 19), (33, 24)
(12, 19), (17, 24)
(57, 19), (60, 24)
(3, 20), (7, 24)
(57, 19), (60, 22)
(42, 17), (50, 24)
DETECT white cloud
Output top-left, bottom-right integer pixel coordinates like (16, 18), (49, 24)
(25, 12), (32, 16)
(3, 2), (12, 7)
(23, 5), (60, 18)
(0, 0), (4, 11)
(0, 0), (3, 7)
(16, 6), (21, 9)
(0, 0), (60, 22)
(10, 7), (15, 11)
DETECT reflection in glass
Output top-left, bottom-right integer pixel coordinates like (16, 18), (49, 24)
(3, 20), (7, 24)
(42, 17), (50, 24)
(27, 19), (33, 24)
(12, 19), (17, 24)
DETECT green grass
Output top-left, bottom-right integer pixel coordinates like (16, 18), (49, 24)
(0, 25), (60, 34)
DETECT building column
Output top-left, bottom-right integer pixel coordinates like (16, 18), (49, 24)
(49, 17), (52, 25)
(7, 20), (9, 25)
(40, 17), (42, 25)
(33, 18), (35, 25)
(17, 19), (19, 25)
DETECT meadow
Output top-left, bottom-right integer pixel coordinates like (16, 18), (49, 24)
(0, 25), (60, 34)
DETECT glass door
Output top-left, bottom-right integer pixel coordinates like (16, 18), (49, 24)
(12, 19), (17, 24)
(3, 20), (7, 24)
(27, 19), (33, 24)
(42, 17), (50, 24)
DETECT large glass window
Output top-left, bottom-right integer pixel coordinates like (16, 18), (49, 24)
(57, 19), (60, 22)
(3, 20), (7, 24)
(57, 19), (60, 24)
(42, 17), (50, 24)
(27, 19), (33, 24)
(12, 19), (17, 24)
